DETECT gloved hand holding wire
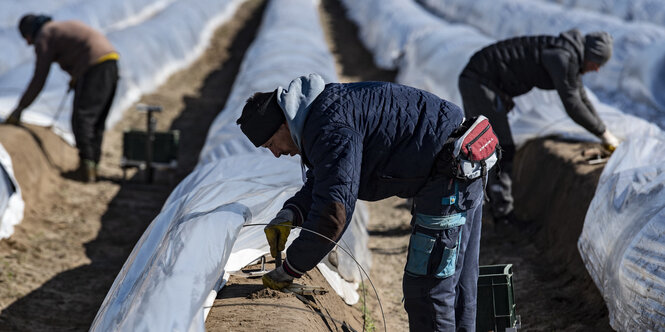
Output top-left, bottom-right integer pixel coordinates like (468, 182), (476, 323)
(264, 208), (294, 260)
(262, 265), (294, 290)
(600, 129), (621, 152)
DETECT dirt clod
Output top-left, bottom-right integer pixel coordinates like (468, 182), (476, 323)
(247, 288), (288, 300)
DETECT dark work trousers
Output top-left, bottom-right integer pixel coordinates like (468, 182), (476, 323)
(458, 75), (515, 218)
(403, 176), (483, 331)
(72, 60), (118, 164)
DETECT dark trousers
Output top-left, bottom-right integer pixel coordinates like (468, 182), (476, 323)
(403, 176), (483, 331)
(73, 60), (118, 163)
(458, 75), (514, 218)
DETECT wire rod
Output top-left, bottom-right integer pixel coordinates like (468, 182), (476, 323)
(242, 223), (387, 332)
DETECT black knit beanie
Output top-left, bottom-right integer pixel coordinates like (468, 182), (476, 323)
(18, 14), (52, 39)
(584, 31), (613, 65)
(237, 90), (285, 147)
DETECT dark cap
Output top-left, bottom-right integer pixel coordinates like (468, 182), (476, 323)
(237, 90), (285, 147)
(18, 14), (52, 39)
(584, 31), (613, 65)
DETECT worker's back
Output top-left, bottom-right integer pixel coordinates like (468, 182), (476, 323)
(462, 30), (584, 97)
(301, 81), (464, 201)
(34, 20), (116, 80)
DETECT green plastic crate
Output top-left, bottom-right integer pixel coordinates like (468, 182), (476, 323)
(477, 264), (518, 331)
(122, 130), (179, 164)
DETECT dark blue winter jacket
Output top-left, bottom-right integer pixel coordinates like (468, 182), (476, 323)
(278, 75), (464, 277)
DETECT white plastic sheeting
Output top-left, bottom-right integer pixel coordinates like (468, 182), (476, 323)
(579, 136), (665, 331)
(420, 0), (665, 127)
(542, 0), (665, 27)
(93, 0), (371, 329)
(340, 0), (490, 105)
(342, 0), (665, 329)
(0, 143), (24, 240)
(0, 0), (79, 28)
(0, 0), (245, 145)
(91, 154), (302, 331)
(339, 0), (447, 70)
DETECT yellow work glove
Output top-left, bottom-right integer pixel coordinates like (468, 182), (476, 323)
(262, 265), (294, 290)
(264, 208), (294, 260)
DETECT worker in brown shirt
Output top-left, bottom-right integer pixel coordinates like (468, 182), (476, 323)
(6, 14), (119, 182)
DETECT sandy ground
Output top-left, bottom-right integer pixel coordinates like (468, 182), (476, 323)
(207, 261), (364, 332)
(0, 0), (612, 331)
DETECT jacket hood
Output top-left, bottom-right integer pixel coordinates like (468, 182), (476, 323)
(276, 73), (325, 151)
(559, 29), (585, 66)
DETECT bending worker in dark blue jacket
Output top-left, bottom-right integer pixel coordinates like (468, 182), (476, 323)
(237, 73), (493, 331)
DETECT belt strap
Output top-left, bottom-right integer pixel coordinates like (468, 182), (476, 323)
(96, 52), (119, 64)
(413, 212), (466, 230)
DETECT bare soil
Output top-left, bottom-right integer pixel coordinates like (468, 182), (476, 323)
(0, 0), (611, 331)
(206, 261), (363, 332)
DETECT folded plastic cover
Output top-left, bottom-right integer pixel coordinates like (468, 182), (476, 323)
(578, 135), (665, 331)
(342, 0), (665, 329)
(91, 154), (302, 331)
(0, 143), (23, 240)
(0, 0), (244, 145)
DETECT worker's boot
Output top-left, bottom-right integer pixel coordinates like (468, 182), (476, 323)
(75, 159), (97, 183)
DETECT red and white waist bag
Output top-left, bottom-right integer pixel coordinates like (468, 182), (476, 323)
(448, 115), (500, 180)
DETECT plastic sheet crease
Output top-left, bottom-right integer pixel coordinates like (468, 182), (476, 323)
(0, 144), (24, 240)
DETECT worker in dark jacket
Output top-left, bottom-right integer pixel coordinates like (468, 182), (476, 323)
(6, 14), (119, 183)
(458, 29), (619, 223)
(237, 74), (492, 331)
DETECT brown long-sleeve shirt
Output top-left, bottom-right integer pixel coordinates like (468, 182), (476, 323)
(17, 20), (116, 111)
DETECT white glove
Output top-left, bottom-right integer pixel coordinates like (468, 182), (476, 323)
(600, 129), (621, 152)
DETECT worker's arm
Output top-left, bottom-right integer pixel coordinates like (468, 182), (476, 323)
(263, 167), (315, 267)
(281, 168), (315, 227)
(282, 127), (362, 278)
(15, 44), (54, 113)
(542, 49), (606, 136)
